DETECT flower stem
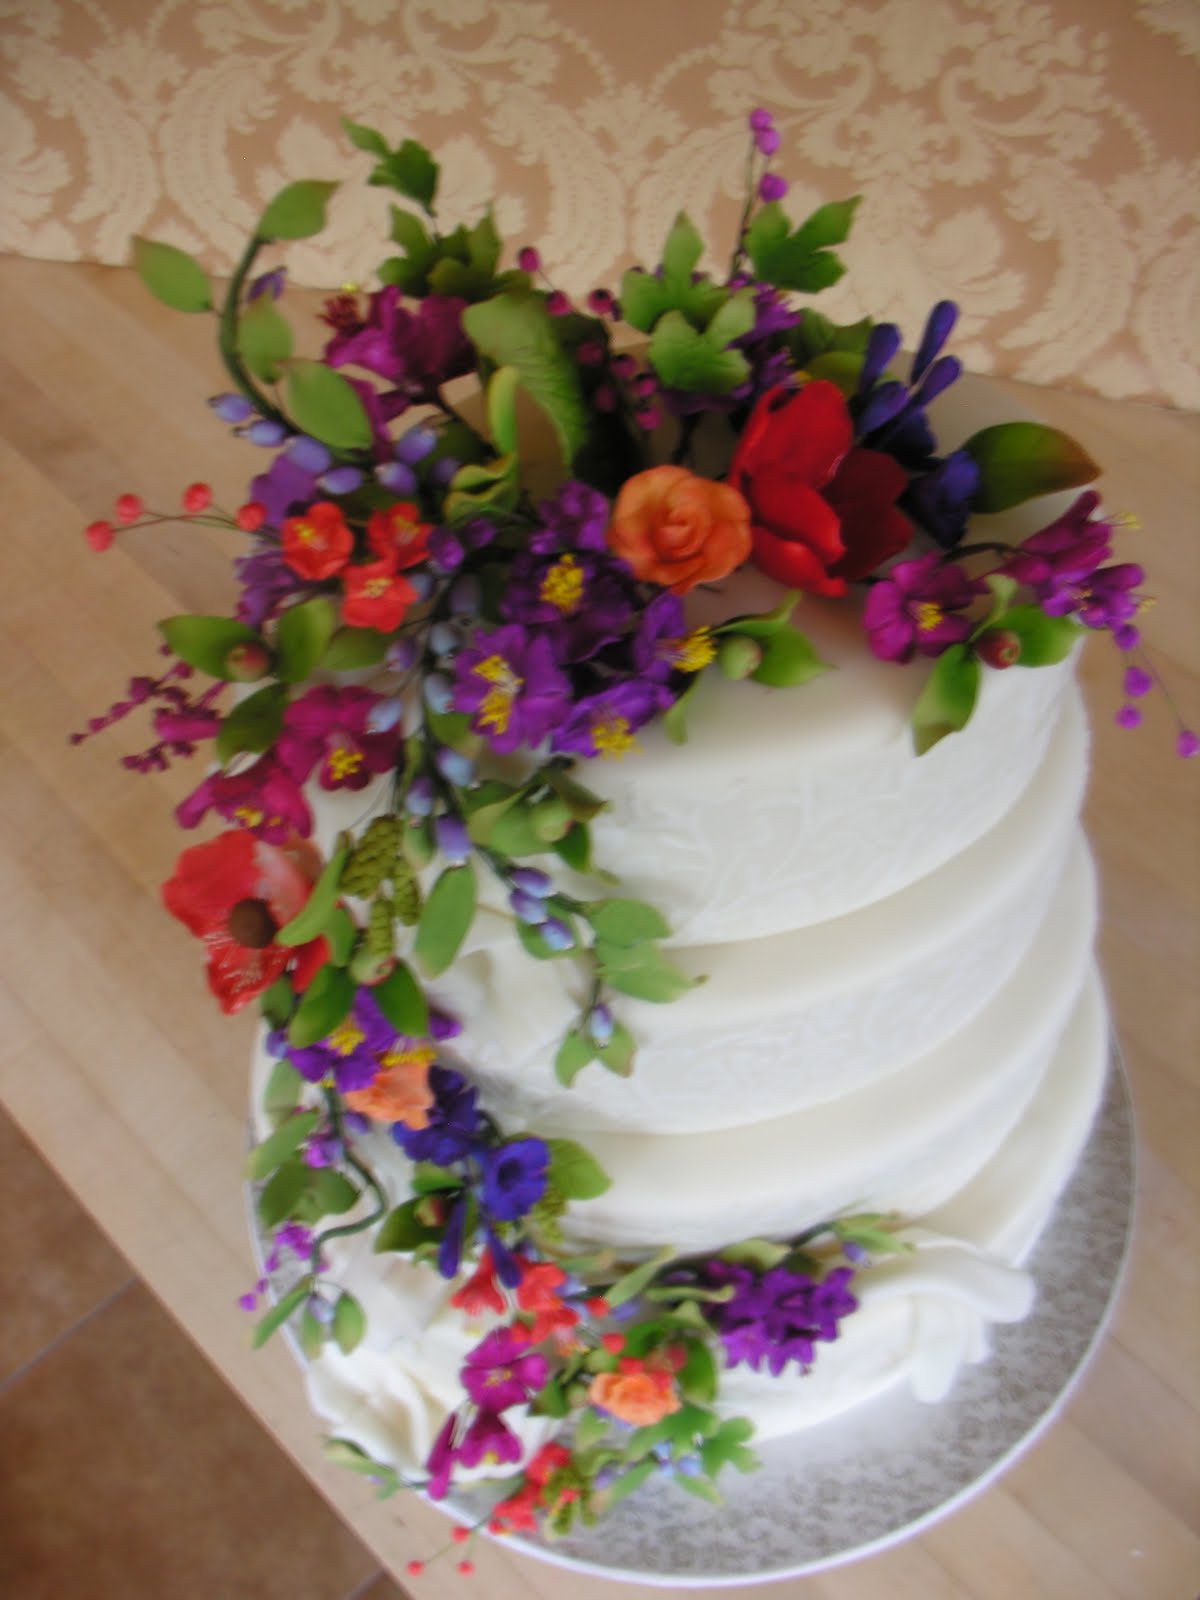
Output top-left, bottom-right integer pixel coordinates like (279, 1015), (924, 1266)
(217, 235), (291, 432)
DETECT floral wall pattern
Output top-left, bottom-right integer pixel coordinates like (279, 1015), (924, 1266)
(2, 0), (1197, 407)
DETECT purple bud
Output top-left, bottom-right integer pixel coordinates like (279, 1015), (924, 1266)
(1115, 704), (1142, 730)
(588, 1003), (614, 1045)
(307, 1295), (336, 1326)
(510, 889), (549, 925)
(754, 126), (781, 156)
(749, 108), (774, 132)
(1123, 664), (1153, 698)
(209, 392), (254, 423)
(594, 1466), (618, 1491)
(463, 518), (496, 551)
(429, 529), (464, 573)
(429, 1008), (462, 1041)
(449, 575), (480, 615)
(405, 776), (434, 816)
(912, 353), (962, 409)
(540, 917), (574, 952)
(434, 814), (471, 864)
(243, 419), (289, 447)
(856, 322), (903, 399)
(611, 354), (636, 380)
(422, 674), (454, 714)
(395, 426), (438, 465)
(386, 637), (417, 673)
(286, 435), (333, 473)
(1178, 729), (1200, 759)
(758, 172), (789, 202)
(1113, 624), (1140, 650)
(676, 1455), (704, 1478)
(912, 300), (959, 383)
(366, 698), (404, 734)
(429, 457), (460, 488)
(509, 867), (552, 897)
(265, 1028), (289, 1059)
(841, 1240), (867, 1263)
(407, 570), (433, 601)
(429, 621), (459, 656)
(546, 291), (570, 316)
(586, 289), (614, 315)
(593, 384), (617, 413)
(375, 460), (418, 495)
(434, 747), (474, 787)
(856, 380), (908, 435)
(635, 406), (661, 432)
(319, 465), (364, 495)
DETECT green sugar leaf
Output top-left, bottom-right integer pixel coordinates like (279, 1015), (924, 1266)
(486, 364), (521, 456)
(321, 626), (391, 672)
(586, 898), (672, 946)
(251, 1281), (310, 1349)
(285, 359), (373, 452)
(257, 1157), (308, 1229)
(159, 615), (264, 680)
(237, 294), (294, 382)
(960, 421), (1100, 513)
(462, 291), (589, 468)
(341, 118), (389, 157)
(132, 237), (212, 312)
(297, 1307), (325, 1359)
(600, 947), (697, 1003)
(322, 906), (356, 967)
(276, 837), (350, 947)
(1000, 604), (1085, 667)
(414, 864), (477, 977)
(245, 1109), (320, 1181)
(292, 1168), (359, 1223)
(791, 195), (861, 251)
(262, 1051), (301, 1124)
(554, 1029), (595, 1087)
(371, 960), (429, 1037)
(375, 1198), (442, 1254)
(216, 681), (288, 765)
(275, 595), (337, 684)
(675, 1472), (722, 1503)
(371, 138), (438, 211)
(648, 309), (749, 395)
(749, 625), (831, 688)
(332, 1292), (366, 1355)
(545, 1137), (612, 1200)
(677, 1338), (718, 1406)
(596, 1020), (636, 1077)
(258, 180), (339, 242)
(745, 198), (857, 294)
(605, 1244), (677, 1309)
(911, 643), (981, 755)
(286, 964), (354, 1049)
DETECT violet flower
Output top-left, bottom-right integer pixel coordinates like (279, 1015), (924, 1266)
(500, 549), (635, 663)
(390, 1066), (483, 1165)
(324, 288), (474, 409)
(902, 449), (981, 550)
(863, 553), (979, 663)
(286, 989), (397, 1093)
(479, 1138), (549, 1223)
(234, 542), (314, 628)
(550, 679), (671, 759)
(703, 1262), (858, 1376)
(529, 480), (612, 554)
(451, 624), (571, 754)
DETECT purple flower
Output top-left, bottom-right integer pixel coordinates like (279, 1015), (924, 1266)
(233, 542), (313, 628)
(854, 302), (962, 471)
(862, 554), (979, 663)
(529, 481), (611, 554)
(461, 1328), (549, 1412)
(391, 1066), (482, 1165)
(480, 1139), (549, 1223)
(1004, 492), (1143, 631)
(500, 550), (635, 663)
(437, 1194), (469, 1279)
(703, 1262), (858, 1376)
(287, 989), (397, 1093)
(424, 1407), (523, 1500)
(451, 624), (571, 753)
(903, 450), (981, 550)
(176, 752), (312, 843)
(276, 685), (400, 792)
(550, 680), (669, 759)
(248, 453), (321, 528)
(324, 288), (474, 413)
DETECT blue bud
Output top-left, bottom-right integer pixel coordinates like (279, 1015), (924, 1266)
(365, 698), (404, 734)
(434, 814), (471, 864)
(676, 1455), (704, 1478)
(286, 435), (332, 472)
(510, 889), (549, 925)
(375, 460), (418, 495)
(386, 637), (417, 673)
(593, 1466), (618, 1491)
(395, 426), (438, 465)
(429, 621), (459, 657)
(540, 916), (574, 951)
(429, 456), (460, 488)
(435, 747), (475, 788)
(422, 674), (454, 714)
(307, 1295), (336, 1326)
(652, 1442), (673, 1463)
(405, 776), (434, 817)
(588, 1003), (614, 1045)
(407, 570), (433, 601)
(319, 465), (364, 495)
(243, 419), (289, 447)
(265, 1027), (289, 1058)
(509, 867), (552, 898)
(209, 392), (254, 423)
(449, 575), (480, 616)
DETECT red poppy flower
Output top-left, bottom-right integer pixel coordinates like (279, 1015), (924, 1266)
(161, 830), (326, 1014)
(728, 380), (911, 596)
(280, 501), (353, 581)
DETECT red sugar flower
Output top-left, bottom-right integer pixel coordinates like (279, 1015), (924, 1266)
(281, 501), (353, 580)
(367, 501), (431, 569)
(451, 1249), (506, 1317)
(341, 557), (418, 632)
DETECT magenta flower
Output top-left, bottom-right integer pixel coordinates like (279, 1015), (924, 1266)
(1003, 491), (1112, 602)
(461, 1327), (549, 1413)
(324, 288), (473, 409)
(863, 553), (979, 663)
(451, 624), (571, 754)
(176, 753), (312, 843)
(424, 1407), (523, 1500)
(275, 685), (400, 792)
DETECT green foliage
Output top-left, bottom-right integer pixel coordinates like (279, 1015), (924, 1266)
(745, 196), (860, 293)
(596, 940), (698, 1003)
(237, 294), (294, 382)
(647, 300), (753, 396)
(605, 1245), (677, 1309)
(291, 1167), (359, 1223)
(375, 1198), (444, 1253)
(911, 643), (981, 754)
(748, 626), (831, 688)
(261, 1051), (301, 1123)
(332, 1292), (366, 1355)
(275, 596), (337, 684)
(996, 605), (1084, 666)
(245, 1109), (320, 1181)
(554, 1029), (595, 1087)
(462, 291), (589, 469)
(699, 1416), (759, 1477)
(215, 682), (288, 765)
(285, 359), (373, 452)
(356, 126), (439, 212)
(371, 960), (429, 1037)
(258, 180), (339, 241)
(620, 213), (728, 332)
(544, 1137), (612, 1200)
(286, 964), (354, 1048)
(257, 1157), (309, 1229)
(251, 1281), (310, 1349)
(321, 626), (392, 672)
(960, 421), (1100, 513)
(586, 898), (672, 945)
(276, 837), (350, 947)
(596, 1019), (636, 1077)
(132, 237), (212, 312)
(414, 864), (477, 977)
(159, 615), (264, 680)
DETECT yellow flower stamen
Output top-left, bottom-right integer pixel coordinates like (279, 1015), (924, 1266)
(328, 745), (364, 781)
(232, 804), (264, 827)
(361, 576), (391, 598)
(539, 553), (585, 614)
(379, 1042), (437, 1072)
(326, 1020), (366, 1057)
(473, 653), (523, 735)
(592, 714), (636, 758)
(293, 520), (318, 545)
(914, 601), (944, 632)
(666, 627), (715, 673)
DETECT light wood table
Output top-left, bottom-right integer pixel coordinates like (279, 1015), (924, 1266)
(0, 255), (1196, 1599)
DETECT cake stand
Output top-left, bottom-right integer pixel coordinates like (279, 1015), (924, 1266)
(248, 1049), (1135, 1586)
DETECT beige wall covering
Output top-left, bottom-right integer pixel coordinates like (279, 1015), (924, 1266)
(2, 0), (1198, 408)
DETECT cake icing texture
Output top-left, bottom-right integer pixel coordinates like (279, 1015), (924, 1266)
(84, 107), (1191, 1557)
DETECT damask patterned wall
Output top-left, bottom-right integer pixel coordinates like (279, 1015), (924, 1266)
(3, 0), (1198, 408)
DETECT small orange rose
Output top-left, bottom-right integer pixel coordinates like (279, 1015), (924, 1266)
(605, 466), (751, 594)
(588, 1363), (681, 1426)
(343, 1046), (435, 1127)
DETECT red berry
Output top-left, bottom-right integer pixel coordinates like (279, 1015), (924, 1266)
(85, 520), (115, 552)
(235, 501), (267, 532)
(457, 1559), (475, 1576)
(601, 1332), (625, 1354)
(486, 1518), (505, 1536)
(976, 628), (1021, 670)
(182, 481), (212, 514)
(517, 247), (540, 273)
(546, 290), (569, 316)
(405, 1559), (424, 1577)
(584, 1297), (609, 1317)
(114, 493), (143, 524)
(451, 1525), (470, 1545)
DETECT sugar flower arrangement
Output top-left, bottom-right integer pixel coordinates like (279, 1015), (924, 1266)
(80, 108), (1194, 1568)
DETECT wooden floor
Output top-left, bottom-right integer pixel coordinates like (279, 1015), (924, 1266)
(0, 253), (1196, 1599)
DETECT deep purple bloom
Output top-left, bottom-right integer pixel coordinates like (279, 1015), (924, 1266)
(703, 1261), (858, 1376)
(176, 751), (312, 843)
(391, 1066), (482, 1165)
(461, 1327), (549, 1412)
(248, 453), (320, 527)
(550, 680), (670, 759)
(276, 685), (400, 792)
(286, 988), (397, 1093)
(631, 590), (688, 680)
(854, 302), (962, 470)
(500, 550), (634, 663)
(233, 542), (313, 628)
(903, 450), (981, 550)
(863, 554), (979, 663)
(324, 288), (474, 412)
(480, 1139), (549, 1223)
(529, 481), (611, 554)
(437, 1194), (468, 1279)
(1003, 492), (1142, 630)
(451, 624), (571, 753)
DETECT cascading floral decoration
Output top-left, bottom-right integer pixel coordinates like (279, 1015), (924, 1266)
(77, 106), (1195, 1573)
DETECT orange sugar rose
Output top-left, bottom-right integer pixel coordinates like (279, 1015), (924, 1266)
(587, 1363), (681, 1426)
(343, 1049), (435, 1127)
(605, 466), (751, 595)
